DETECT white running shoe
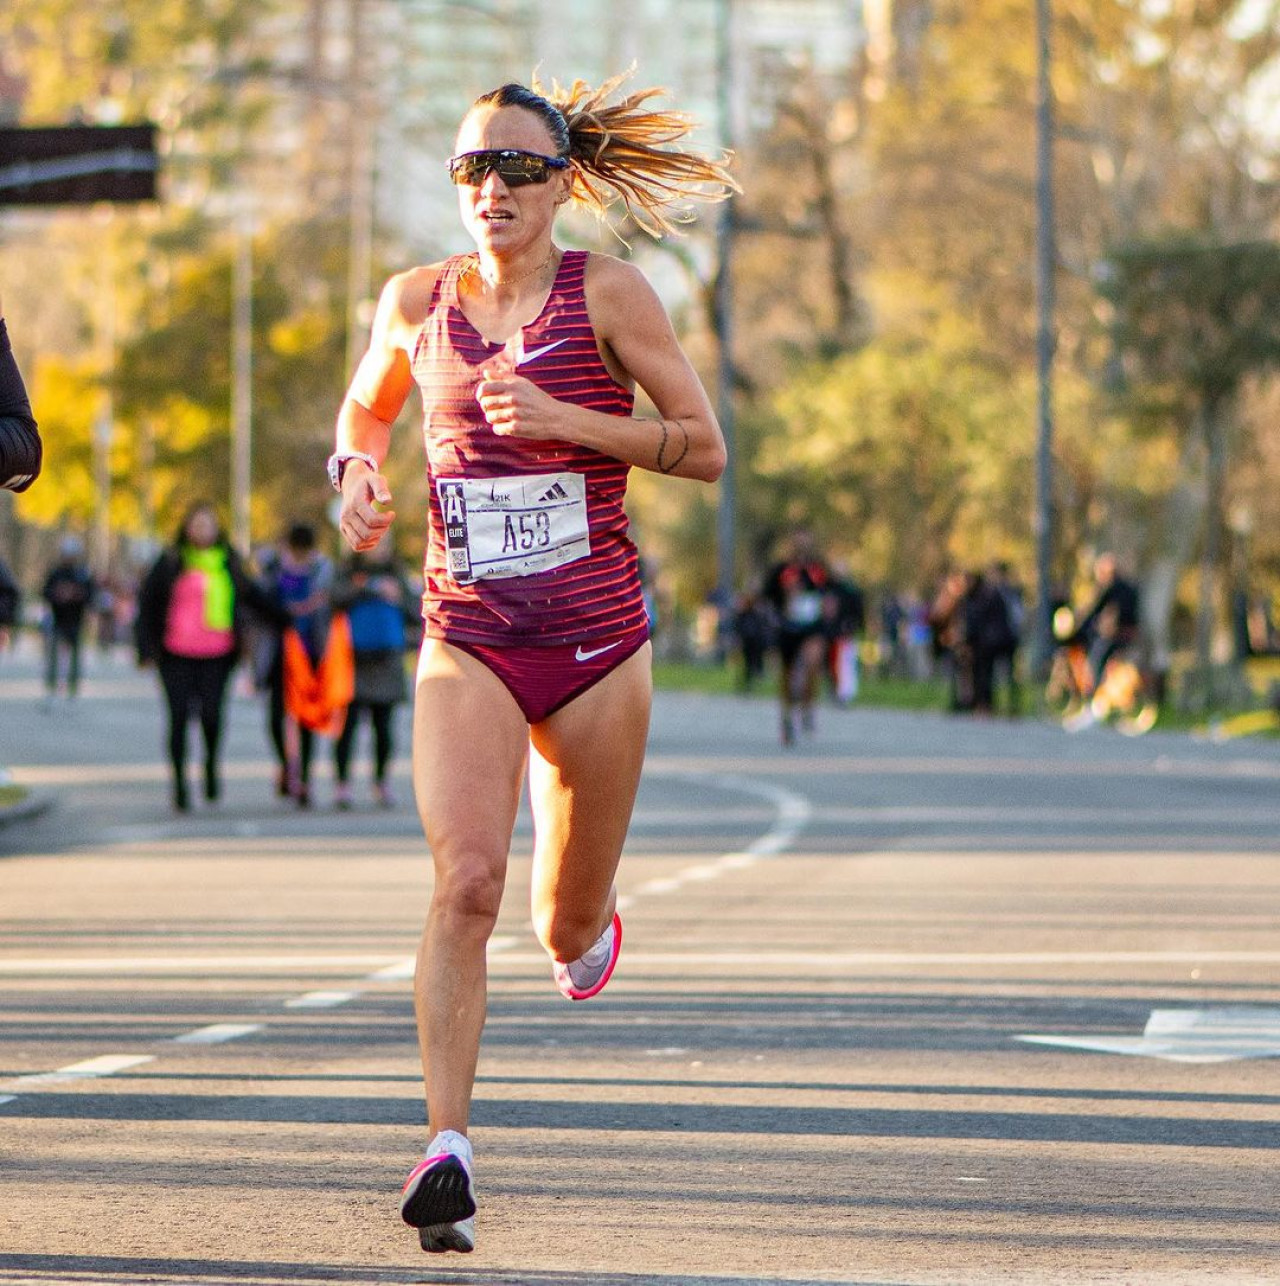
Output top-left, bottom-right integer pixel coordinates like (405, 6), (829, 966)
(419, 1213), (475, 1254)
(399, 1129), (476, 1253)
(553, 912), (622, 1001)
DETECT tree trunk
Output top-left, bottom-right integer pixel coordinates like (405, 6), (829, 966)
(1195, 396), (1227, 710)
(1143, 427), (1206, 699)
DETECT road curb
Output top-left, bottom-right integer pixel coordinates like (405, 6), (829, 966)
(0, 788), (55, 831)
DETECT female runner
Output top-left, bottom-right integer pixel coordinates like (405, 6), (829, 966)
(331, 73), (735, 1253)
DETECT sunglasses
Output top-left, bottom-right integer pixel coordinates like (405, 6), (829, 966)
(447, 149), (570, 188)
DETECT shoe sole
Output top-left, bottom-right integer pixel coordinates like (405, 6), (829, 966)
(419, 1219), (474, 1253)
(555, 912), (623, 1001)
(400, 1154), (476, 1228)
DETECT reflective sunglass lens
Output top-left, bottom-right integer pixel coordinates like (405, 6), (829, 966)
(448, 151), (559, 187)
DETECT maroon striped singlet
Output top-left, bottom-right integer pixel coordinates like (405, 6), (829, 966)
(410, 250), (650, 706)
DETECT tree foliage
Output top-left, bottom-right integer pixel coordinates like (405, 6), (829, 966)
(3, 0), (1280, 645)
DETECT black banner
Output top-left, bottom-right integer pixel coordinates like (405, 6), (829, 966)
(0, 124), (158, 206)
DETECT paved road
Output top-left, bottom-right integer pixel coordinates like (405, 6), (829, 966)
(1, 642), (1279, 1285)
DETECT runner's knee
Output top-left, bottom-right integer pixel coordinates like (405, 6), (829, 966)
(430, 860), (505, 935)
(532, 901), (603, 963)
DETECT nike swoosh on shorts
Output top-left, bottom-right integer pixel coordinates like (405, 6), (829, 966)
(575, 640), (622, 662)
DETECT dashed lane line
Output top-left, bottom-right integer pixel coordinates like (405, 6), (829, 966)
(284, 990), (361, 1009)
(171, 1023), (265, 1044)
(0, 772), (813, 1110)
(5, 1054), (154, 1089)
(618, 772), (812, 912)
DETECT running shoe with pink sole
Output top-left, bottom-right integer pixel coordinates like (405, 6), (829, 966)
(553, 912), (623, 1001)
(399, 1130), (476, 1253)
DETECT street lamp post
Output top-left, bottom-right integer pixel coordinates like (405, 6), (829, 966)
(92, 210), (116, 576)
(1033, 0), (1057, 675)
(231, 201), (253, 556)
(714, 0), (737, 640)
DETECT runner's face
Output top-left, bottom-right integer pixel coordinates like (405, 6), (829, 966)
(453, 106), (570, 254)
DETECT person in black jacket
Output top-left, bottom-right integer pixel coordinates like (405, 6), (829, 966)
(135, 502), (282, 811)
(40, 536), (95, 706)
(0, 297), (42, 493)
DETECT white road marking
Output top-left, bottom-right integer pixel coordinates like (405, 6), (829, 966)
(618, 773), (813, 907)
(7, 949), (1280, 975)
(284, 990), (359, 1009)
(18, 752), (1280, 786)
(172, 1023), (264, 1044)
(0, 955), (407, 974)
(485, 950), (1280, 968)
(636, 878), (684, 896)
(1018, 1006), (1280, 1063)
(9, 1054), (154, 1086)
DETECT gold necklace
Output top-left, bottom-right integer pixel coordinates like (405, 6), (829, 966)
(466, 246), (558, 290)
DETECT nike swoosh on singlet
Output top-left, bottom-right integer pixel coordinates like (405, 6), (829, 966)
(575, 640), (622, 662)
(518, 338), (568, 365)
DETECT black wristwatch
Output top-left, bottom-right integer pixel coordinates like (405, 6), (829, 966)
(327, 451), (379, 491)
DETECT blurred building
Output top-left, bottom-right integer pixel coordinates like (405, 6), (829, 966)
(341, 0), (874, 261)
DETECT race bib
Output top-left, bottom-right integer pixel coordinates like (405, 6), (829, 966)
(437, 472), (590, 584)
(787, 589), (825, 628)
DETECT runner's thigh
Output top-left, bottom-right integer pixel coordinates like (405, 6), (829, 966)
(527, 643), (652, 909)
(413, 640), (529, 871)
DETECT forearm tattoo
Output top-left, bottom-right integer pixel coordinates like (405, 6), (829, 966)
(655, 418), (690, 474)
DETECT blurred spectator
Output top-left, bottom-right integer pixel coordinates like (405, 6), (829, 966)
(964, 567), (1016, 717)
(331, 551), (415, 809)
(0, 556), (19, 650)
(257, 523), (337, 807)
(40, 536), (95, 708)
(988, 561), (1025, 715)
(826, 562), (866, 705)
(0, 300), (41, 493)
(1074, 552), (1141, 694)
(135, 502), (280, 812)
(764, 529), (835, 744)
(929, 569), (973, 712)
(732, 587), (774, 691)
(903, 590), (934, 681)
(878, 591), (906, 677)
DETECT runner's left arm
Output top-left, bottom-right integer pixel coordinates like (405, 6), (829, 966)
(475, 256), (726, 483)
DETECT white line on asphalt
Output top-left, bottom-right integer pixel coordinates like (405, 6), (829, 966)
(0, 1095), (15, 1105)
(9, 1054), (155, 1086)
(171, 1023), (264, 1044)
(9, 948), (1280, 975)
(19, 752), (1280, 784)
(284, 990), (359, 1009)
(484, 950), (1280, 967)
(635, 877), (684, 896)
(620, 773), (814, 907)
(814, 804), (1280, 825)
(1018, 1006), (1280, 1063)
(648, 753), (1280, 782)
(0, 955), (406, 973)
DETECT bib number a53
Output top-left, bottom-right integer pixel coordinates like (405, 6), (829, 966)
(437, 472), (590, 584)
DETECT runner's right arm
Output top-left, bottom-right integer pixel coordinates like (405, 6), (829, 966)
(334, 267), (437, 552)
